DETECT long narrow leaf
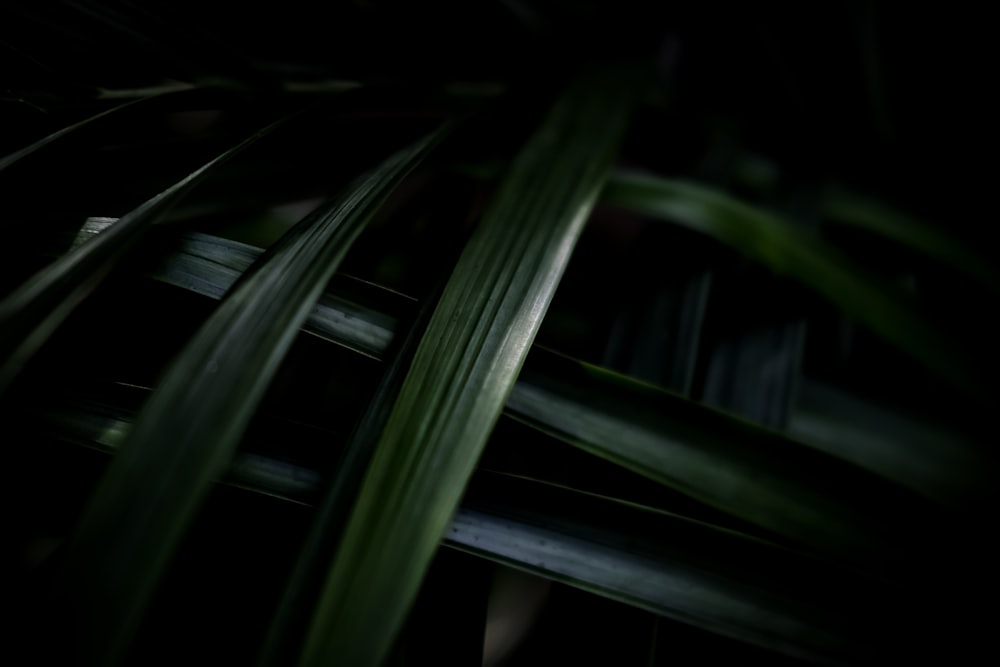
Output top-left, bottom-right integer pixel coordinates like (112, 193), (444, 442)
(258, 276), (447, 667)
(821, 186), (1000, 291)
(602, 171), (979, 393)
(51, 127), (445, 666)
(299, 66), (641, 667)
(0, 97), (145, 172)
(147, 232), (980, 529)
(153, 231), (399, 358)
(27, 400), (910, 667)
(0, 115), (292, 394)
(788, 380), (992, 508)
(508, 347), (937, 568)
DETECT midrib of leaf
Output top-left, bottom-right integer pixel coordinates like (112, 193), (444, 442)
(51, 126), (446, 667)
(299, 66), (641, 667)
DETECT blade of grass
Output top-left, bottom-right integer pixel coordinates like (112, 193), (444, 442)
(0, 112), (295, 394)
(50, 126), (446, 666)
(601, 171), (980, 394)
(298, 65), (642, 667)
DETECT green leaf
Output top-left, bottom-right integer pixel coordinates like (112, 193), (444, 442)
(453, 472), (905, 666)
(51, 126), (446, 666)
(36, 397), (903, 666)
(147, 232), (973, 549)
(258, 276), (446, 667)
(788, 380), (992, 509)
(299, 66), (641, 667)
(151, 231), (401, 359)
(0, 97), (144, 172)
(821, 186), (1000, 291)
(0, 114), (291, 394)
(509, 347), (940, 570)
(602, 171), (979, 394)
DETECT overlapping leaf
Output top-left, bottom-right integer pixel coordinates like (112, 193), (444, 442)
(821, 185), (1000, 290)
(602, 172), (978, 393)
(0, 110), (291, 393)
(32, 398), (908, 667)
(51, 126), (445, 666)
(38, 393), (910, 666)
(144, 231), (969, 556)
(0, 97), (146, 172)
(298, 66), (641, 667)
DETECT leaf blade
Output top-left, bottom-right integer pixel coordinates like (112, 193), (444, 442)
(52, 126), (446, 666)
(602, 171), (978, 394)
(299, 66), (641, 667)
(0, 114), (291, 394)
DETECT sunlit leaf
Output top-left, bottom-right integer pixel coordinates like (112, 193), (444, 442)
(299, 65), (641, 667)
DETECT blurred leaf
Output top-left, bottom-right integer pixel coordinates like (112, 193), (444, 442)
(51, 126), (445, 666)
(36, 398), (904, 666)
(0, 97), (144, 171)
(0, 113), (293, 394)
(299, 66), (641, 667)
(789, 380), (993, 509)
(602, 171), (979, 394)
(821, 186), (1000, 290)
(509, 347), (931, 569)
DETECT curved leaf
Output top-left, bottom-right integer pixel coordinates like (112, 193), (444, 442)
(509, 347), (940, 570)
(299, 66), (642, 667)
(0, 114), (293, 394)
(0, 97), (144, 172)
(51, 126), (446, 666)
(821, 186), (1000, 291)
(147, 232), (976, 551)
(33, 399), (910, 666)
(602, 171), (979, 394)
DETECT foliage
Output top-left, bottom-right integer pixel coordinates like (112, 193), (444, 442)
(3, 2), (995, 665)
